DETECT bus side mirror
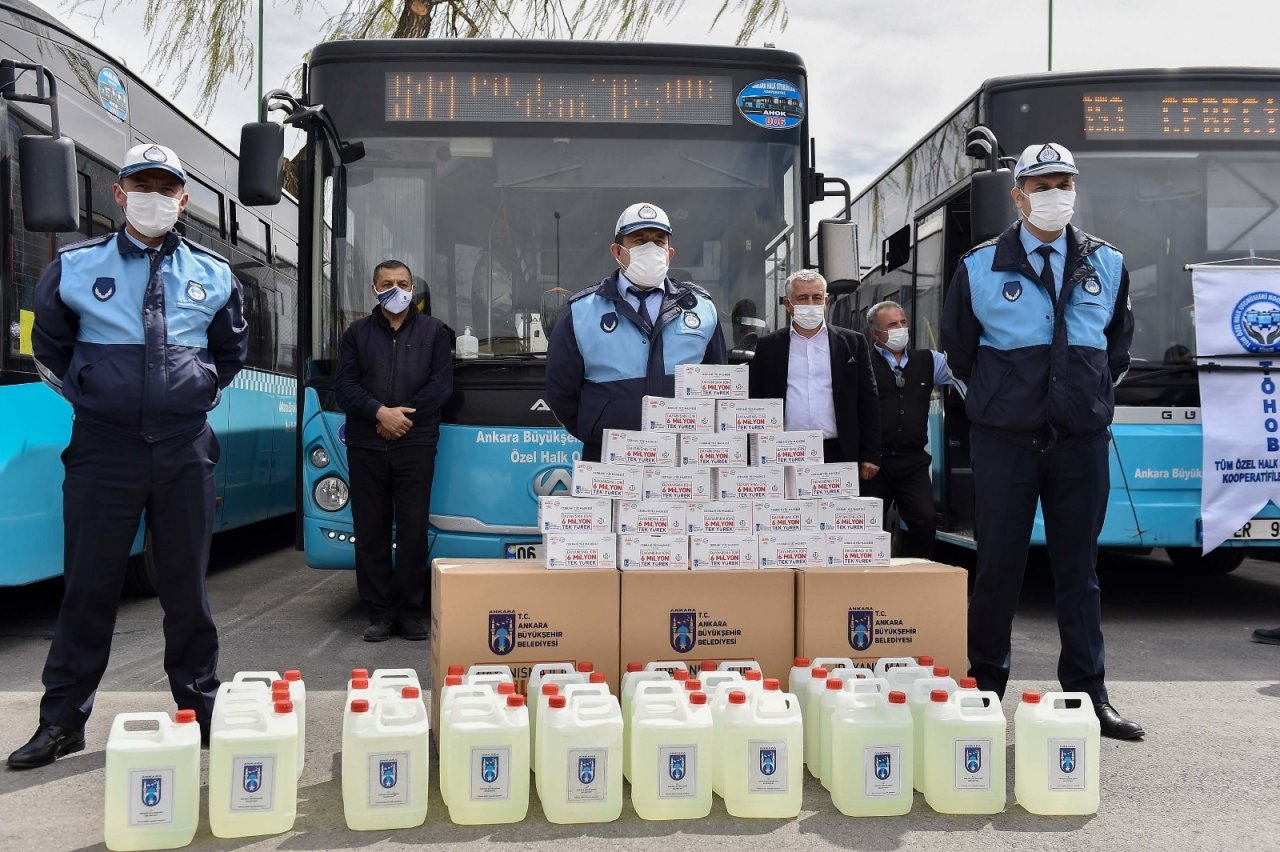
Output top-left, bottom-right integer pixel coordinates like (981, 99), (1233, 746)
(971, 168), (1014, 244)
(818, 219), (859, 294)
(19, 135), (78, 232)
(238, 122), (285, 206)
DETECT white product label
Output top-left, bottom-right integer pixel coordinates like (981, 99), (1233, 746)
(1047, 737), (1088, 791)
(128, 767), (175, 826)
(229, 755), (276, 812)
(952, 739), (992, 790)
(470, 746), (511, 801)
(862, 745), (902, 798)
(656, 745), (698, 799)
(746, 739), (789, 794)
(367, 751), (410, 807)
(566, 748), (609, 803)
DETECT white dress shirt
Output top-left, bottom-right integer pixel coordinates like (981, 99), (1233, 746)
(786, 323), (838, 438)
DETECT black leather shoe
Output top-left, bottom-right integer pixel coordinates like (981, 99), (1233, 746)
(1252, 626), (1280, 645)
(7, 725), (85, 770)
(362, 620), (394, 642)
(398, 616), (428, 641)
(1095, 702), (1145, 740)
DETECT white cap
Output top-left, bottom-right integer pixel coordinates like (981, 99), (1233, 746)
(615, 202), (671, 238)
(119, 143), (186, 183)
(1012, 142), (1078, 181)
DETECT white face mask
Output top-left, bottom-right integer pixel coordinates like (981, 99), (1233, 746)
(619, 241), (670, 289)
(1020, 187), (1076, 232)
(124, 191), (182, 238)
(792, 305), (825, 330)
(375, 286), (413, 315)
(883, 327), (909, 352)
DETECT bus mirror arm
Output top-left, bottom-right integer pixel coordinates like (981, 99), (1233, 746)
(0, 60), (78, 231)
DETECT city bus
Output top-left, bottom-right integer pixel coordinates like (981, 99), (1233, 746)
(238, 39), (853, 568)
(829, 67), (1280, 573)
(0, 0), (300, 592)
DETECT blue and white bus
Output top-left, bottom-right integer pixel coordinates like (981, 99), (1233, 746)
(239, 39), (850, 568)
(0, 0), (299, 592)
(830, 68), (1280, 573)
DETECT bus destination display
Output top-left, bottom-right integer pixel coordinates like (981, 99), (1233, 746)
(1083, 90), (1278, 139)
(386, 72), (733, 124)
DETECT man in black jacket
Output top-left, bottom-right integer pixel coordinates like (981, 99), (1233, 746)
(335, 260), (453, 642)
(748, 270), (881, 477)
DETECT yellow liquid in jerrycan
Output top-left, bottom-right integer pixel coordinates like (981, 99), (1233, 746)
(342, 691), (430, 830)
(1015, 691), (1100, 815)
(828, 691), (913, 817)
(443, 693), (529, 826)
(922, 690), (1006, 815)
(208, 700), (299, 838)
(539, 693), (624, 824)
(630, 688), (712, 821)
(104, 712), (201, 852)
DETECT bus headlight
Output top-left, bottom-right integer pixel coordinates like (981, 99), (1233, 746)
(314, 476), (349, 511)
(309, 446), (330, 468)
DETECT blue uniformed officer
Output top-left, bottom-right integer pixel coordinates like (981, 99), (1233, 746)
(546, 202), (727, 461)
(941, 142), (1144, 740)
(8, 143), (247, 769)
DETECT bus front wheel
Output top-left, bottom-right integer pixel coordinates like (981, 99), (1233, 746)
(122, 530), (159, 597)
(1165, 546), (1245, 575)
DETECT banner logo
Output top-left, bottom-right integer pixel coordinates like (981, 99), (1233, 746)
(848, 608), (874, 651)
(670, 609), (697, 653)
(488, 611), (516, 655)
(1231, 291), (1280, 352)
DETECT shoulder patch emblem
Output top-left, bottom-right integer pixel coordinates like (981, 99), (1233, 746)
(185, 280), (207, 302)
(92, 277), (116, 302)
(1002, 280), (1023, 302)
(1082, 278), (1102, 296)
(682, 311), (702, 329)
(600, 312), (618, 333)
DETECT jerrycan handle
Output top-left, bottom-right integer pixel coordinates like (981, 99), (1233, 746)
(1043, 691), (1097, 718)
(955, 690), (1003, 715)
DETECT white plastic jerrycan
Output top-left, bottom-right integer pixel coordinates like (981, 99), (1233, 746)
(908, 665), (958, 793)
(803, 666), (831, 773)
(720, 686), (804, 819)
(232, 670), (283, 690)
(104, 710), (201, 852)
(1015, 691), (1100, 816)
(828, 689), (914, 817)
(812, 656), (856, 672)
(280, 671), (306, 779)
(444, 691), (529, 825)
(923, 689), (1006, 815)
(630, 688), (713, 821)
(342, 687), (431, 830)
(530, 671), (589, 766)
(644, 660), (691, 678)
(818, 669), (873, 788)
(212, 681), (270, 728)
(872, 656), (932, 677)
(371, 667), (420, 698)
(884, 662), (933, 695)
(539, 693), (624, 824)
(621, 669), (674, 781)
(527, 663), (578, 701)
(208, 699), (299, 838)
(715, 659), (762, 679)
(537, 676), (616, 799)
(788, 657), (812, 701)
(439, 679), (512, 809)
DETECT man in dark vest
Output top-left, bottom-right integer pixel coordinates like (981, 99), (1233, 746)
(862, 301), (959, 559)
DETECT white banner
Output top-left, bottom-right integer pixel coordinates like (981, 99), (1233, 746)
(1192, 266), (1280, 552)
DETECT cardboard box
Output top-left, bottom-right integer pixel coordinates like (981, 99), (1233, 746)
(571, 461), (642, 501)
(544, 533), (618, 569)
(823, 532), (892, 567)
(679, 433), (749, 467)
(618, 534), (690, 571)
(602, 429), (677, 467)
(818, 497), (884, 531)
(641, 396), (715, 433)
(642, 466), (713, 502)
(615, 500), (687, 534)
(431, 559), (620, 744)
(620, 569), (795, 684)
(689, 534), (760, 570)
(794, 560), (967, 676)
(785, 463), (861, 498)
(538, 496), (613, 533)
(686, 500), (754, 535)
(758, 532), (827, 568)
(715, 398), (785, 433)
(749, 431), (825, 466)
(752, 499), (819, 532)
(673, 363), (750, 399)
(712, 466), (785, 501)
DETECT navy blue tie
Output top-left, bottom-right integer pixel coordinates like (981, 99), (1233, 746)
(632, 287), (660, 332)
(1036, 245), (1056, 301)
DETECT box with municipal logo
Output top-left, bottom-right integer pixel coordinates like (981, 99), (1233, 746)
(715, 398), (784, 433)
(431, 559), (620, 744)
(794, 559), (967, 677)
(642, 466), (713, 502)
(818, 497), (883, 531)
(689, 534), (760, 570)
(619, 568), (795, 685)
(752, 499), (818, 532)
(748, 430), (825, 466)
(544, 533), (618, 569)
(640, 396), (715, 433)
(712, 466), (785, 501)
(758, 532), (826, 568)
(823, 532), (892, 567)
(784, 463), (861, 498)
(615, 500), (687, 534)
(571, 460), (642, 500)
(673, 363), (749, 399)
(618, 534), (690, 571)
(685, 500), (754, 535)
(538, 496), (613, 533)
(678, 433), (749, 467)
(601, 429), (677, 467)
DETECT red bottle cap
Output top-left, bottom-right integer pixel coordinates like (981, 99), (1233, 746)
(959, 677), (977, 689)
(578, 661), (594, 673)
(930, 689), (949, 703)
(284, 670), (302, 682)
(350, 699), (370, 713)
(627, 661), (643, 673)
(701, 661), (718, 671)
(447, 665), (464, 676)
(274, 700), (293, 714)
(826, 677), (843, 690)
(689, 692), (708, 705)
(548, 695), (567, 709)
(673, 670), (690, 682)
(351, 678), (369, 689)
(445, 674), (463, 686)
(933, 666), (950, 677)
(728, 691), (748, 705)
(888, 691), (907, 704)
(507, 694), (525, 708)
(497, 682), (515, 695)
(174, 709), (197, 724)
(794, 657), (811, 667)
(764, 678), (780, 691)
(811, 667), (829, 679)
(684, 679), (702, 692)
(402, 686), (420, 699)
(1022, 691), (1042, 703)
(590, 672), (607, 684)
(744, 670), (762, 682)
(272, 680), (289, 692)
(916, 656), (934, 666)
(541, 683), (560, 696)
(351, 668), (369, 680)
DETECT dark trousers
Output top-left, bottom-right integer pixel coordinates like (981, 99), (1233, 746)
(40, 421), (220, 732)
(862, 453), (937, 559)
(347, 443), (437, 624)
(968, 427), (1110, 704)
(822, 438), (844, 463)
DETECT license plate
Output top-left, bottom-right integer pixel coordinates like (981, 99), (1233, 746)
(1232, 519), (1280, 540)
(505, 542), (542, 560)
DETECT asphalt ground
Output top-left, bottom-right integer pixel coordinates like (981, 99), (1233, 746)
(1, 516), (1278, 850)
